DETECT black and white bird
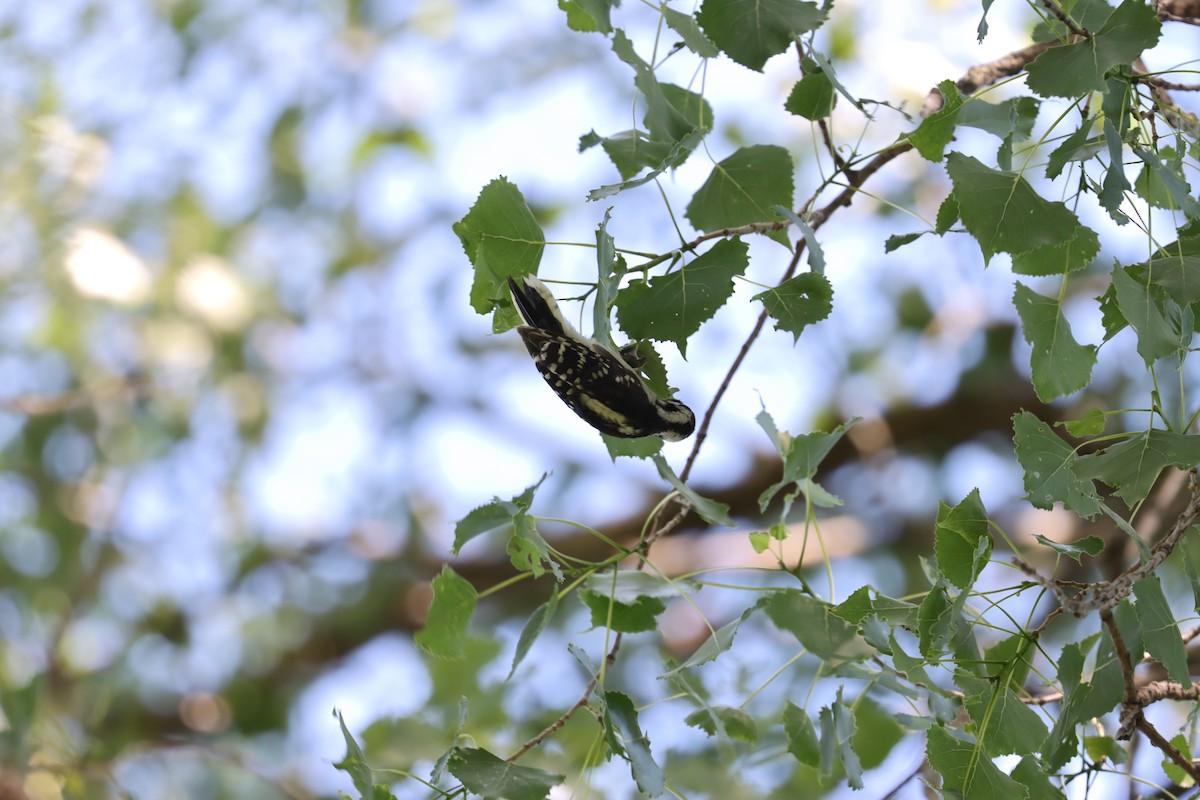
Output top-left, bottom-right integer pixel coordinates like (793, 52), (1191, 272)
(507, 274), (695, 441)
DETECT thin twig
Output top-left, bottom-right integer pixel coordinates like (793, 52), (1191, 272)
(1135, 715), (1200, 784)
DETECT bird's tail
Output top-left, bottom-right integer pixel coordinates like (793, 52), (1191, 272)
(507, 275), (575, 338)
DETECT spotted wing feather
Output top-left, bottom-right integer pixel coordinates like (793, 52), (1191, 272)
(516, 328), (666, 438)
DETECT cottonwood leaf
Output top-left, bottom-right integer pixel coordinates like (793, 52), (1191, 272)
(615, 238), (748, 355)
(785, 69), (835, 120)
(910, 80), (964, 162)
(1133, 575), (1190, 684)
(1012, 282), (1097, 401)
(957, 671), (1048, 757)
(1012, 411), (1101, 516)
(558, 0), (613, 32)
(947, 153), (1096, 270)
(686, 145), (795, 247)
(927, 725), (1029, 800)
(1110, 262), (1187, 364)
(604, 691), (664, 797)
(764, 591), (873, 666)
(685, 706), (757, 741)
(1080, 429), (1200, 506)
(415, 566), (479, 660)
(612, 31), (712, 143)
(663, 6), (719, 57)
(454, 178), (545, 324)
(784, 703), (819, 766)
(696, 0), (826, 72)
(448, 746), (564, 800)
(753, 272), (833, 341)
(1025, 0), (1161, 98)
(934, 488), (991, 590)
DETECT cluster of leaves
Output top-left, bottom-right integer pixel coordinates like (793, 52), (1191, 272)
(339, 0), (1200, 798)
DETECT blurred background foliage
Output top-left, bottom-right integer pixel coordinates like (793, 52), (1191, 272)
(0, 0), (1194, 798)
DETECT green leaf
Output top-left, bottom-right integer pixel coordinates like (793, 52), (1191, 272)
(558, 0), (614, 32)
(415, 566), (479, 660)
(1083, 735), (1126, 765)
(1132, 146), (1200, 217)
(661, 601), (763, 676)
(926, 725), (1029, 800)
(580, 570), (695, 634)
(696, 0), (826, 72)
(453, 178), (546, 324)
(447, 746), (564, 800)
(957, 671), (1048, 757)
(833, 585), (918, 626)
(819, 690), (863, 789)
(1143, 252), (1200, 306)
(1012, 282), (1097, 401)
(662, 6), (719, 57)
(763, 591), (874, 665)
(1133, 575), (1191, 683)
(1045, 118), (1101, 179)
(582, 129), (673, 181)
(653, 453), (735, 527)
(935, 191), (960, 233)
(1162, 734), (1195, 786)
(934, 488), (991, 590)
(454, 475), (547, 553)
(508, 515), (563, 581)
(757, 413), (857, 511)
(1042, 630), (1125, 770)
(1032, 0), (1118, 41)
(784, 702), (819, 766)
(686, 145), (795, 247)
(580, 588), (666, 633)
(753, 272), (834, 342)
(602, 431), (663, 460)
(334, 711), (396, 800)
(586, 128), (707, 200)
(509, 593), (558, 678)
(1009, 225), (1100, 277)
(1025, 0), (1161, 97)
(884, 232), (924, 252)
(1012, 411), (1101, 516)
(850, 698), (904, 770)
(1033, 534), (1104, 562)
(593, 211), (620, 347)
(1079, 429), (1200, 505)
(1099, 118), (1132, 224)
(957, 96), (1039, 140)
(784, 71), (835, 120)
(685, 705), (757, 741)
(917, 583), (956, 659)
(984, 633), (1033, 691)
(910, 80), (965, 162)
(612, 31), (713, 143)
(615, 238), (748, 355)
(946, 153), (1097, 270)
(1097, 281), (1128, 341)
(774, 205), (826, 274)
(604, 691), (664, 797)
(1061, 407), (1105, 437)
(584, 569), (694, 605)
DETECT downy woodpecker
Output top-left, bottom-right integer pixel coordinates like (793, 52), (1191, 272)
(507, 274), (695, 441)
